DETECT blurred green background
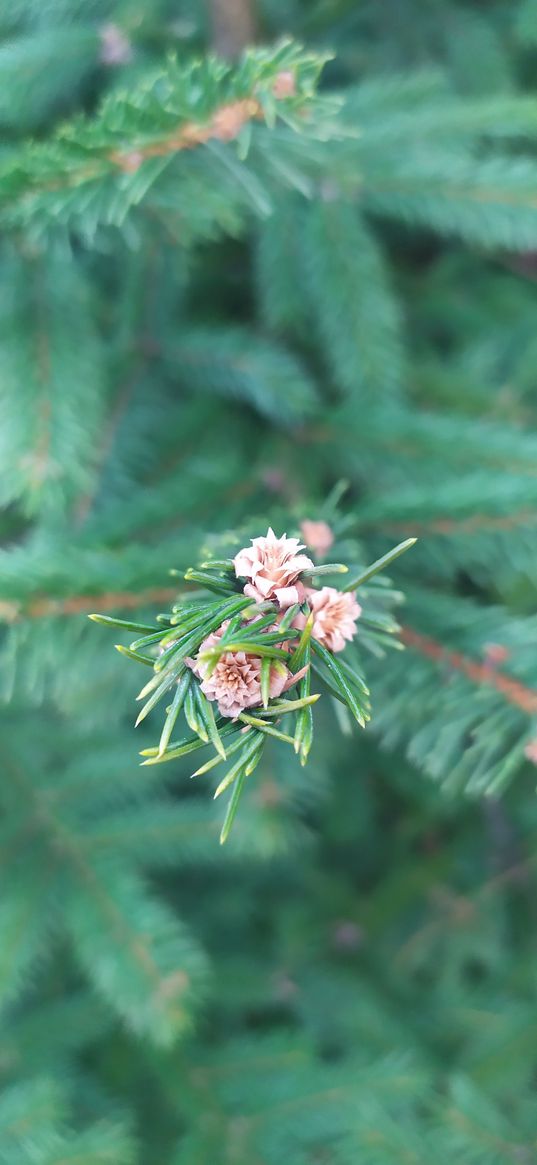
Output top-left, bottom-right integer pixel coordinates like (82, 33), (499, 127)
(3, 2), (537, 1161)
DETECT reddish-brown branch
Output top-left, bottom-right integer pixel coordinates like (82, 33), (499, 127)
(5, 591), (536, 720)
(26, 78), (297, 200)
(377, 509), (537, 538)
(109, 97), (263, 173)
(401, 626), (537, 716)
(0, 587), (179, 625)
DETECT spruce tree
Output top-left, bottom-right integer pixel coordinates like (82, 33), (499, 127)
(3, 1), (537, 1161)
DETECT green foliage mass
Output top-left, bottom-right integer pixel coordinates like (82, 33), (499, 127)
(2, 1), (537, 1161)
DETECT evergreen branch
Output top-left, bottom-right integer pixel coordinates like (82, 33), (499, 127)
(81, 804), (219, 860)
(394, 853), (537, 970)
(4, 750), (206, 1044)
(0, 587), (179, 624)
(165, 326), (318, 424)
(329, 408), (537, 477)
(365, 175), (537, 212)
(0, 252), (107, 518)
(360, 152), (537, 249)
(73, 360), (149, 527)
(371, 509), (537, 537)
(0, 44), (328, 231)
(6, 9), (537, 1153)
(108, 97), (264, 173)
(401, 625), (537, 716)
(301, 201), (405, 402)
(4, 758), (154, 986)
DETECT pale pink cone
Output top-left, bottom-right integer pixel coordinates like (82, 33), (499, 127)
(483, 642), (510, 666)
(295, 587), (361, 653)
(272, 70), (296, 98)
(99, 22), (132, 65)
(233, 527), (313, 609)
(300, 519), (334, 556)
(188, 621), (289, 719)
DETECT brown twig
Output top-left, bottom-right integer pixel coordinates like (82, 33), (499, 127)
(6, 588), (536, 721)
(376, 509), (537, 538)
(109, 97), (262, 173)
(22, 78), (291, 202)
(401, 626), (537, 716)
(0, 587), (179, 625)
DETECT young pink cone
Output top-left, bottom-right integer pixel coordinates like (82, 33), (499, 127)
(300, 519), (334, 556)
(188, 622), (290, 719)
(233, 527), (313, 609)
(295, 587), (362, 653)
(99, 22), (132, 64)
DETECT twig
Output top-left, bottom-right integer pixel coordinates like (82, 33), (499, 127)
(376, 509), (537, 537)
(14, 80), (292, 204)
(109, 96), (263, 172)
(0, 587), (179, 625)
(401, 625), (537, 716)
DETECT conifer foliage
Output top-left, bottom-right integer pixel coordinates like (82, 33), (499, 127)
(91, 528), (414, 841)
(3, 2), (537, 1162)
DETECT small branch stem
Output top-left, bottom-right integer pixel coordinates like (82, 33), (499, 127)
(109, 96), (262, 172)
(401, 625), (537, 716)
(376, 509), (537, 537)
(0, 587), (179, 624)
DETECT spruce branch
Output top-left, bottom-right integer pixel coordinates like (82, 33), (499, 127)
(7, 5), (537, 1158)
(0, 587), (179, 624)
(375, 509), (537, 537)
(90, 527), (410, 839)
(3, 750), (206, 1042)
(0, 43), (329, 233)
(109, 97), (269, 173)
(401, 626), (537, 716)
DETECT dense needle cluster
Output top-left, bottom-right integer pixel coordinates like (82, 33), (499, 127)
(91, 525), (414, 842)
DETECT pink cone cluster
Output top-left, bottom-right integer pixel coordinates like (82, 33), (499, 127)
(188, 528), (362, 719)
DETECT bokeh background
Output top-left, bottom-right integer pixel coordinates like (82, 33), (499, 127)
(3, 2), (537, 1161)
